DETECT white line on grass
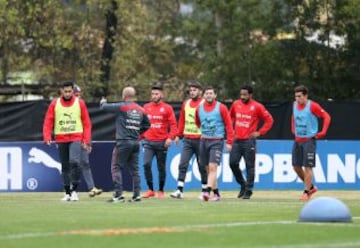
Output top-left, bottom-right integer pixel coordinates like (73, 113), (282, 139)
(255, 241), (360, 248)
(0, 232), (55, 240)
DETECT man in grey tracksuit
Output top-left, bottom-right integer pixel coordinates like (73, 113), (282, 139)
(100, 86), (150, 202)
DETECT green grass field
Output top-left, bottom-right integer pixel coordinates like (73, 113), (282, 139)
(1, 191), (359, 248)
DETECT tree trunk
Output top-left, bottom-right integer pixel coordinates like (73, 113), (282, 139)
(99, 0), (118, 97)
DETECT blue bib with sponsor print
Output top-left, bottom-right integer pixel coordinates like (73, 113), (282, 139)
(293, 100), (318, 138)
(199, 102), (225, 138)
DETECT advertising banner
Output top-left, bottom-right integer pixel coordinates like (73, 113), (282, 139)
(0, 140), (359, 192)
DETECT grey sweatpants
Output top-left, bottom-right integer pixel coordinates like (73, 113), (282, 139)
(79, 147), (95, 190)
(57, 141), (81, 187)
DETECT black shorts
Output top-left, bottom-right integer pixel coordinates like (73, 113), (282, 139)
(292, 139), (316, 167)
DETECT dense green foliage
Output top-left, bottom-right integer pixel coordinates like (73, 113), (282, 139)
(0, 0), (358, 101)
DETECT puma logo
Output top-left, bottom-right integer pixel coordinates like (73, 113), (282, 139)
(64, 113), (72, 119)
(28, 147), (61, 174)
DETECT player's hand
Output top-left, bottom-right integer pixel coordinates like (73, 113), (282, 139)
(315, 132), (325, 139)
(86, 145), (92, 153)
(226, 144), (232, 152)
(174, 136), (180, 146)
(249, 131), (260, 139)
(165, 138), (172, 148)
(82, 143), (91, 153)
(100, 96), (107, 105)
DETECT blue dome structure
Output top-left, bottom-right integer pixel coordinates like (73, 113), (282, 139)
(298, 196), (352, 223)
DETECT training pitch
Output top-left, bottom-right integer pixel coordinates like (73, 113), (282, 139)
(1, 190), (360, 248)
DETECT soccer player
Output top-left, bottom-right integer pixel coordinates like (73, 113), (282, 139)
(100, 86), (150, 202)
(229, 85), (274, 199)
(195, 86), (233, 201)
(292, 85), (331, 201)
(142, 83), (178, 199)
(73, 85), (102, 197)
(43, 81), (92, 201)
(170, 81), (208, 199)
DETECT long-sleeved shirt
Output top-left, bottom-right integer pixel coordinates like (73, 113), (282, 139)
(101, 101), (150, 140)
(177, 97), (203, 139)
(143, 101), (178, 141)
(195, 100), (234, 144)
(230, 99), (274, 140)
(43, 95), (92, 144)
(291, 100), (331, 142)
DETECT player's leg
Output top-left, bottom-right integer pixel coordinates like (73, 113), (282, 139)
(242, 139), (256, 199)
(155, 141), (168, 198)
(229, 140), (246, 198)
(142, 141), (156, 198)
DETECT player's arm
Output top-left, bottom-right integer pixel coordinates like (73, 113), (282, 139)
(258, 104), (274, 136)
(167, 106), (178, 140)
(100, 100), (126, 112)
(311, 102), (331, 139)
(177, 101), (186, 138)
(140, 111), (151, 135)
(220, 104), (234, 145)
(229, 101), (236, 127)
(195, 107), (201, 128)
(79, 100), (92, 145)
(43, 100), (56, 144)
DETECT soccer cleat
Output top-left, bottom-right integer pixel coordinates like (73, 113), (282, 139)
(88, 187), (103, 197)
(202, 192), (210, 201)
(210, 194), (221, 201)
(61, 194), (71, 201)
(242, 190), (253, 200)
(142, 190), (155, 198)
(157, 191), (165, 199)
(237, 188), (246, 198)
(308, 186), (318, 197)
(300, 193), (310, 201)
(70, 191), (79, 201)
(170, 190), (183, 199)
(107, 195), (125, 203)
(198, 192), (205, 200)
(128, 196), (142, 202)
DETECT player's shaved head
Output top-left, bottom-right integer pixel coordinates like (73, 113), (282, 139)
(122, 86), (136, 100)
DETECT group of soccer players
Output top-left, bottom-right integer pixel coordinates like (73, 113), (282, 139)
(43, 81), (330, 202)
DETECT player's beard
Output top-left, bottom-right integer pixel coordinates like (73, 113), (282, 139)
(191, 94), (200, 100)
(241, 98), (249, 104)
(62, 95), (72, 101)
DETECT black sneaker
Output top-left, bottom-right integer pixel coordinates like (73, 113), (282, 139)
(242, 190), (253, 200)
(237, 187), (246, 198)
(107, 195), (125, 203)
(128, 196), (141, 202)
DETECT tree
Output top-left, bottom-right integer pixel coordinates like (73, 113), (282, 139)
(0, 0), (359, 102)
